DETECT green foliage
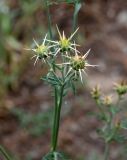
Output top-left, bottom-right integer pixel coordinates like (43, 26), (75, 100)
(0, 0), (32, 99)
(0, 1), (12, 96)
(42, 71), (62, 87)
(11, 108), (52, 136)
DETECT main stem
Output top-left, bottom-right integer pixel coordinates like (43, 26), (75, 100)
(44, 0), (61, 152)
(51, 87), (58, 151)
(51, 85), (64, 152)
(104, 142), (110, 160)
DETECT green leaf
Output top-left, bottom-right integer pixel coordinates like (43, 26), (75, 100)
(41, 73), (62, 86)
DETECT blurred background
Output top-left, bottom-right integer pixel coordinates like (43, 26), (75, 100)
(0, 0), (127, 160)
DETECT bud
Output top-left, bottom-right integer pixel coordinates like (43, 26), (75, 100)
(114, 80), (127, 96)
(91, 85), (101, 100)
(102, 95), (112, 106)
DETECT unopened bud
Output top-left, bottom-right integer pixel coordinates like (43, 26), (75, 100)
(114, 80), (127, 96)
(91, 85), (101, 100)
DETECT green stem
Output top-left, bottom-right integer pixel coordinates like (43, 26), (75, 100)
(46, 0), (58, 149)
(0, 146), (12, 160)
(72, 1), (81, 32)
(104, 142), (110, 160)
(72, 3), (77, 32)
(51, 85), (64, 152)
(51, 87), (58, 151)
(104, 107), (112, 160)
(96, 100), (107, 121)
(45, 0), (53, 39)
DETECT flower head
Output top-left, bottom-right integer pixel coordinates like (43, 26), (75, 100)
(62, 47), (98, 83)
(46, 25), (79, 55)
(102, 95), (113, 106)
(70, 55), (86, 71)
(26, 34), (53, 65)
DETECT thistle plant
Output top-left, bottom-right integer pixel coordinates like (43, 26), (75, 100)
(0, 1), (99, 159)
(91, 81), (127, 160)
(27, 25), (97, 159)
(25, 0), (99, 159)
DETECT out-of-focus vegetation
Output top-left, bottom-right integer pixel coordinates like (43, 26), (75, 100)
(0, 0), (46, 108)
(11, 108), (53, 136)
(0, 0), (127, 160)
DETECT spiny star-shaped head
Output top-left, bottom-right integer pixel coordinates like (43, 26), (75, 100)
(70, 55), (86, 71)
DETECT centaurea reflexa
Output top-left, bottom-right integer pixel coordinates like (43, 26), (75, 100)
(61, 47), (98, 83)
(46, 25), (79, 56)
(26, 34), (55, 65)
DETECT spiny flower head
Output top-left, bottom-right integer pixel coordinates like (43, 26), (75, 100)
(57, 25), (79, 53)
(34, 44), (48, 58)
(62, 47), (98, 83)
(46, 25), (79, 55)
(70, 55), (86, 71)
(26, 34), (54, 65)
